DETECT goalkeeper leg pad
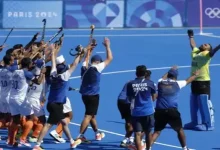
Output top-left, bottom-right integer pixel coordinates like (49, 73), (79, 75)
(184, 94), (201, 129)
(194, 94), (214, 131)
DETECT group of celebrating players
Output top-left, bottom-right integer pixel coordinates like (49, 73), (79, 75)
(0, 28), (218, 150)
(116, 29), (218, 150)
(0, 27), (114, 150)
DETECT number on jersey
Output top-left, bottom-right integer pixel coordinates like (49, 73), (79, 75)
(12, 80), (18, 89)
(28, 85), (37, 92)
(1, 81), (7, 87)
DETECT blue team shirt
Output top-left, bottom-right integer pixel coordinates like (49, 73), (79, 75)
(126, 78), (156, 116)
(118, 82), (129, 102)
(80, 62), (105, 95)
(0, 60), (18, 71)
(23, 69), (34, 80)
(156, 79), (187, 109)
(48, 70), (70, 104)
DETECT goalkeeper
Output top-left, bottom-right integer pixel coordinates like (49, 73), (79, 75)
(184, 29), (220, 131)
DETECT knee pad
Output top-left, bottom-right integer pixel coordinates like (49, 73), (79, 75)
(197, 94), (214, 131)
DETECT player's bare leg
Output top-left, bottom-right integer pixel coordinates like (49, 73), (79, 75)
(8, 115), (21, 147)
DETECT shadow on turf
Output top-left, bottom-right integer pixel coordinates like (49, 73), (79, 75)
(106, 121), (125, 125)
(76, 141), (126, 150)
(212, 149), (220, 150)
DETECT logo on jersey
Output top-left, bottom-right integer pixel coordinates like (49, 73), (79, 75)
(132, 83), (148, 92)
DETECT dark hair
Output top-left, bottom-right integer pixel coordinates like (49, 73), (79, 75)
(33, 42), (42, 47)
(21, 58), (32, 68)
(136, 65), (147, 77)
(145, 70), (151, 77)
(6, 48), (14, 55)
(3, 54), (12, 65)
(45, 66), (52, 78)
(167, 73), (176, 79)
(13, 44), (23, 49)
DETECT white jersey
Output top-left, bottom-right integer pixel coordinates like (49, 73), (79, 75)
(26, 81), (44, 100)
(10, 69), (34, 101)
(0, 67), (13, 102)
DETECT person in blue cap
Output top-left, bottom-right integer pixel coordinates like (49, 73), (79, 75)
(150, 66), (200, 150)
(77, 37), (113, 142)
(33, 44), (83, 150)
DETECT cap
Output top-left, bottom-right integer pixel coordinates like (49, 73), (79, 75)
(91, 55), (103, 62)
(168, 69), (178, 78)
(56, 55), (65, 65)
(57, 64), (68, 74)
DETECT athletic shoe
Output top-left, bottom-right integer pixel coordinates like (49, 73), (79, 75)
(32, 145), (45, 150)
(95, 132), (105, 141)
(70, 139), (81, 149)
(20, 139), (31, 147)
(29, 137), (44, 143)
(77, 136), (91, 144)
(119, 141), (127, 148)
(127, 143), (137, 150)
(49, 130), (66, 143)
(7, 142), (22, 148)
(127, 142), (146, 150)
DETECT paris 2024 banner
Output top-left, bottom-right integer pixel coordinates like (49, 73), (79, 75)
(0, 0), (220, 28)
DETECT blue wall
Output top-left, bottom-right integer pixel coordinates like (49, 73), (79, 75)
(0, 0), (220, 28)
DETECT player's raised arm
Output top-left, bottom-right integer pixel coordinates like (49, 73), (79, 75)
(24, 33), (39, 50)
(103, 37), (113, 67)
(0, 44), (7, 52)
(68, 49), (83, 75)
(187, 29), (196, 49)
(209, 44), (220, 57)
(50, 44), (57, 76)
(84, 43), (96, 69)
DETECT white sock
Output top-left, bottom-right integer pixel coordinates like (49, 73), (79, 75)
(36, 142), (41, 146)
(122, 137), (129, 143)
(70, 138), (74, 144)
(129, 137), (134, 143)
(183, 146), (188, 150)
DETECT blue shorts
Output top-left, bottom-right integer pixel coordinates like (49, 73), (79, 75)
(132, 114), (154, 132)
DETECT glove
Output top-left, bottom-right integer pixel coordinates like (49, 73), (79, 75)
(187, 29), (194, 38)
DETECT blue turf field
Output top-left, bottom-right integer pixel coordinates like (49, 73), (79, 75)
(0, 28), (220, 150)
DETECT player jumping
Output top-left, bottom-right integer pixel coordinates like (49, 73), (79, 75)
(184, 29), (219, 131)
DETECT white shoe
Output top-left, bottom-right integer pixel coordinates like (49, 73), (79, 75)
(49, 130), (66, 143)
(29, 137), (43, 143)
(95, 132), (105, 141)
(70, 139), (81, 149)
